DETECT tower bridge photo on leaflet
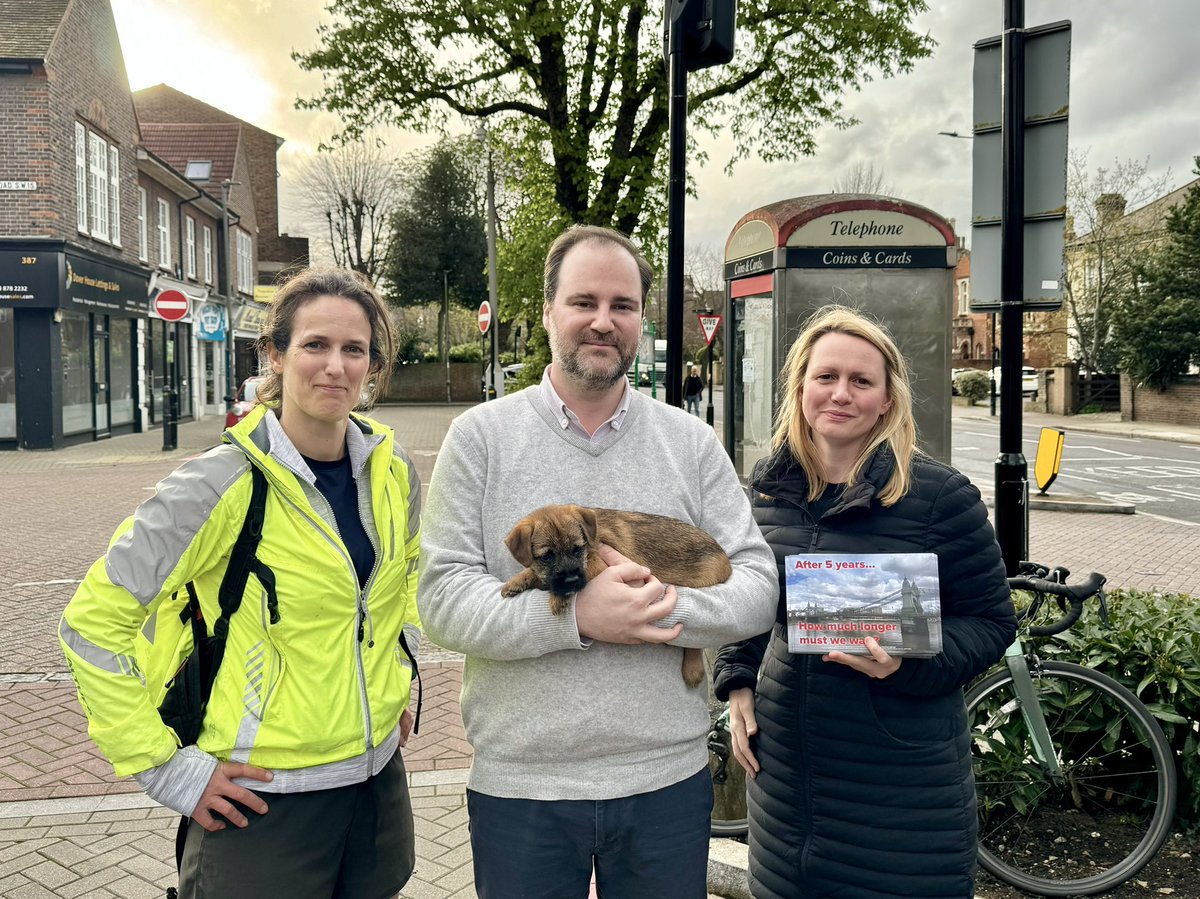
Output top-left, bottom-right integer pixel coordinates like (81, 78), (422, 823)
(784, 553), (943, 656)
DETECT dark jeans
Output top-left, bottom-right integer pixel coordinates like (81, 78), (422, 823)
(179, 751), (414, 899)
(468, 767), (713, 899)
(686, 395), (702, 416)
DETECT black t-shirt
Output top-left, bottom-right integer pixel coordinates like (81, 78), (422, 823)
(303, 453), (376, 588)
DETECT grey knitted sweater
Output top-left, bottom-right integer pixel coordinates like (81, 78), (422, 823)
(418, 385), (777, 800)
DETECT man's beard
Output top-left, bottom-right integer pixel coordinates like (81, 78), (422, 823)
(549, 326), (637, 391)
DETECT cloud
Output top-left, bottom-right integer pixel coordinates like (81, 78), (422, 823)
(689, 1), (1200, 251)
(112, 1), (1200, 255)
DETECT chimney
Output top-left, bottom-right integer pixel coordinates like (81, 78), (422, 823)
(1096, 192), (1127, 225)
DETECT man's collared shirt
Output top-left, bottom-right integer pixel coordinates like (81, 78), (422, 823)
(539, 366), (632, 445)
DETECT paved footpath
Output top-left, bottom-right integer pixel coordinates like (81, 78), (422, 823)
(1, 402), (1196, 898)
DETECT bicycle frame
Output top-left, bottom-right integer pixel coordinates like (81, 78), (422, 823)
(1001, 639), (1064, 779)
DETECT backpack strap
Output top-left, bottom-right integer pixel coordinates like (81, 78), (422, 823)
(171, 464), (270, 886)
(201, 464), (270, 705)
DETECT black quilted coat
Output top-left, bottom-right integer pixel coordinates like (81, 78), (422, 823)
(713, 447), (1015, 899)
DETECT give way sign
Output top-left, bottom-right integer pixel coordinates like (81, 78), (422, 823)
(698, 313), (722, 347)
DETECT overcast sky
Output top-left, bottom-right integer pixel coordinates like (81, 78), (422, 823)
(111, 0), (1199, 258)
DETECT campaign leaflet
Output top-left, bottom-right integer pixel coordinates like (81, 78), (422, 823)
(784, 552), (942, 657)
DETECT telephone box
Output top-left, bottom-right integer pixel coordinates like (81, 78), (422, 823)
(723, 195), (958, 481)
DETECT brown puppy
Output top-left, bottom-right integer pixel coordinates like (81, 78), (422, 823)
(502, 504), (732, 688)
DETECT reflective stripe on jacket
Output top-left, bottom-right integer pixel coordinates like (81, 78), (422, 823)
(60, 404), (422, 778)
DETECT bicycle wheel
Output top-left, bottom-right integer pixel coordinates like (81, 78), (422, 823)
(966, 660), (1177, 896)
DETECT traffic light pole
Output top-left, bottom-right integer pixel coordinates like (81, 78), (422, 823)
(995, 0), (1029, 574)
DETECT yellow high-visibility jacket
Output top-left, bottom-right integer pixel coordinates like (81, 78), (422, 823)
(60, 405), (421, 787)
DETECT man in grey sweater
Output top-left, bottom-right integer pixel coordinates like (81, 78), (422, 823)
(419, 225), (777, 898)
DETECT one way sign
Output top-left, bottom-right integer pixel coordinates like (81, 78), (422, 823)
(698, 314), (722, 347)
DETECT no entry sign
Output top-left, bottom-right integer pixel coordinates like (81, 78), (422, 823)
(478, 300), (492, 334)
(154, 289), (190, 322)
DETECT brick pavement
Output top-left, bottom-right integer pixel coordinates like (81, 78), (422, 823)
(1, 401), (1196, 897)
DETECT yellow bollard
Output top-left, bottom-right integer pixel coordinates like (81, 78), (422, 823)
(1034, 427), (1065, 494)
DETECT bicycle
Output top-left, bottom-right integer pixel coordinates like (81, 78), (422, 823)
(965, 562), (1178, 897)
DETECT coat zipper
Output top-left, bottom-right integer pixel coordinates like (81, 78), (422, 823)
(226, 433), (382, 767)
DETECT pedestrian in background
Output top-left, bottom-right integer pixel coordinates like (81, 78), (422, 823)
(713, 305), (1015, 899)
(60, 267), (422, 899)
(419, 224), (778, 898)
(684, 363), (705, 417)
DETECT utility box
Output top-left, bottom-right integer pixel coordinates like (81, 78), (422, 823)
(722, 195), (958, 481)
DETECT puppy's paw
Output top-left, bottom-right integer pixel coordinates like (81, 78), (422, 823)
(502, 570), (539, 597)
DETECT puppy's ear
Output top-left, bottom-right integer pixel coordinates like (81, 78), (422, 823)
(578, 507), (598, 545)
(505, 519), (535, 567)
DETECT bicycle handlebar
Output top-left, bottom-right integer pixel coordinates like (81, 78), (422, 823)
(1006, 566), (1107, 637)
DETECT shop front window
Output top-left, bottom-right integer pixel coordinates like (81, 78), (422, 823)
(148, 318), (164, 423)
(0, 309), (15, 439)
(177, 323), (193, 418)
(61, 312), (92, 435)
(110, 318), (134, 426)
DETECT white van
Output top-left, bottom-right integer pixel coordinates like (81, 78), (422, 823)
(631, 339), (669, 386)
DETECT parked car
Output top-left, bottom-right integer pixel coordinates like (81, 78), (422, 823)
(950, 368), (970, 396)
(224, 375), (265, 428)
(990, 365), (1039, 399)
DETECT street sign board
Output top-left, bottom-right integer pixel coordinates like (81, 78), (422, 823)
(478, 300), (491, 334)
(698, 314), (722, 347)
(971, 22), (1070, 311)
(970, 20), (1071, 312)
(154, 289), (190, 322)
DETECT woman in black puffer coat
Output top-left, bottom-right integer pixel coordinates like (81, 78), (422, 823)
(713, 306), (1015, 899)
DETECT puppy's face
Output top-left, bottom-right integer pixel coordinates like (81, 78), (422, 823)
(505, 505), (598, 597)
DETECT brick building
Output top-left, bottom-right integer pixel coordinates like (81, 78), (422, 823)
(950, 247), (996, 369)
(134, 85), (309, 388)
(133, 84), (309, 288)
(0, 0), (148, 449)
(0, 0), (306, 449)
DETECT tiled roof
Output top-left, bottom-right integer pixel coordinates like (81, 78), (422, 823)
(0, 0), (70, 59)
(139, 122), (241, 187)
(133, 83), (281, 141)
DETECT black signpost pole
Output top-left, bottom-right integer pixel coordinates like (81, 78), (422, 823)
(665, 1), (735, 409)
(705, 340), (715, 426)
(665, 9), (687, 409)
(995, 0), (1029, 574)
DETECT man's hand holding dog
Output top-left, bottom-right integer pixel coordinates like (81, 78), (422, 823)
(574, 544), (683, 645)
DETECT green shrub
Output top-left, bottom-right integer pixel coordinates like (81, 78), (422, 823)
(957, 370), (991, 405)
(1030, 587), (1200, 829)
(448, 342), (483, 362)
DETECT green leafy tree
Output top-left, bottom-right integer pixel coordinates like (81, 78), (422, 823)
(1114, 159), (1200, 389)
(295, 0), (934, 243)
(386, 138), (488, 308)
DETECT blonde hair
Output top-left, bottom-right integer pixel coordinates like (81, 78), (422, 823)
(772, 305), (916, 505)
(254, 266), (396, 410)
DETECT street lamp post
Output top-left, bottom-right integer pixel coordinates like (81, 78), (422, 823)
(219, 179), (240, 413)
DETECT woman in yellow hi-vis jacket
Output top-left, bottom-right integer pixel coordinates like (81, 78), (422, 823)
(61, 267), (422, 898)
